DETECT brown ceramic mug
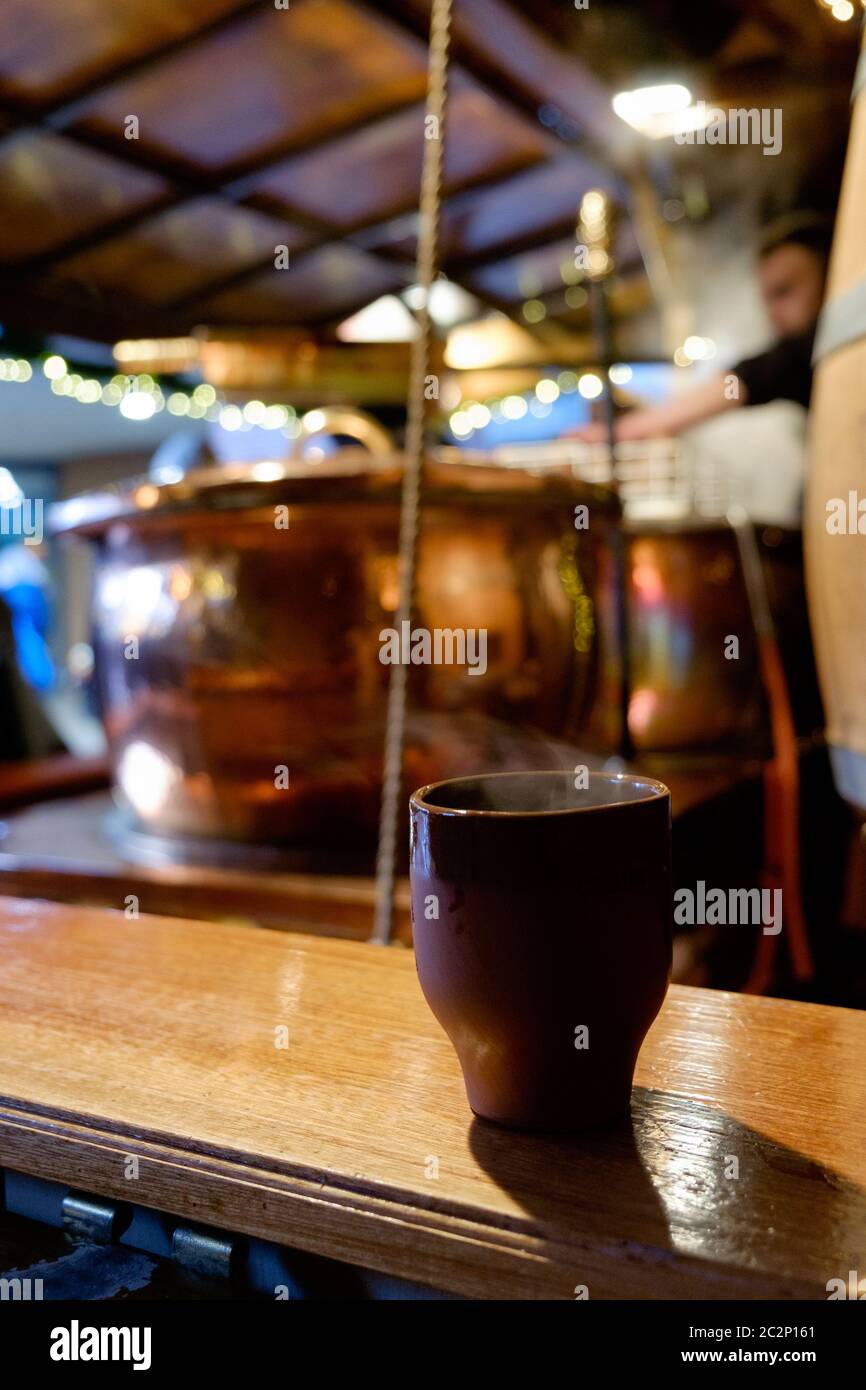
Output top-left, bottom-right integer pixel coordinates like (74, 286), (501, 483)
(410, 770), (672, 1131)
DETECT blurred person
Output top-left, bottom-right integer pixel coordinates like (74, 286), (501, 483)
(0, 537), (55, 693)
(570, 212), (833, 444)
(0, 539), (60, 761)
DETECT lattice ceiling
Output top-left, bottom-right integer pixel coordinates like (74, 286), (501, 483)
(0, 0), (857, 345)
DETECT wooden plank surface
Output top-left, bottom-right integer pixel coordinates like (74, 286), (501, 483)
(0, 764), (751, 942)
(0, 755), (109, 811)
(0, 895), (863, 1300)
(0, 793), (412, 942)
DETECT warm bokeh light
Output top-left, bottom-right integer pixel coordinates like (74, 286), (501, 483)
(535, 378), (560, 404)
(42, 354), (67, 380)
(119, 390), (156, 421)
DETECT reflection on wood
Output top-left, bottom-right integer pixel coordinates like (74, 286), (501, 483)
(0, 896), (863, 1299)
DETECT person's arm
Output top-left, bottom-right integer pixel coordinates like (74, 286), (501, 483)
(567, 372), (746, 443)
(566, 330), (815, 444)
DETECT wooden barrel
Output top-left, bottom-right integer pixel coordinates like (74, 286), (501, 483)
(805, 39), (866, 810)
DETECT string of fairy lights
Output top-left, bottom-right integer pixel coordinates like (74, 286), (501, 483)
(448, 367), (618, 439)
(0, 352), (617, 442)
(0, 353), (303, 437)
(0, 339), (717, 444)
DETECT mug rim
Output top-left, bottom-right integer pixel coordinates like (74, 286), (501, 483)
(410, 769), (671, 819)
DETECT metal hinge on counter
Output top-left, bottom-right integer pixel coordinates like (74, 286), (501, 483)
(3, 1172), (257, 1297)
(1, 1168), (453, 1299)
(60, 1189), (242, 1286)
(171, 1225), (240, 1282)
(63, 1189), (241, 1282)
(62, 1191), (131, 1246)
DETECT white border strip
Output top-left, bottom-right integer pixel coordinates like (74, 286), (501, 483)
(813, 276), (866, 363)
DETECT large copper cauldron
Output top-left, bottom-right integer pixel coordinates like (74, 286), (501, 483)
(54, 455), (595, 851)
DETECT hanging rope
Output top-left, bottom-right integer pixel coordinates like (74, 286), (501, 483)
(371, 0), (453, 945)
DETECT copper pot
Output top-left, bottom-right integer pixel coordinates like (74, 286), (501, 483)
(54, 453), (592, 848)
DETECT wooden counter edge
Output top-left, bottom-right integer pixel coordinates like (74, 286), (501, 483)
(0, 1103), (822, 1302)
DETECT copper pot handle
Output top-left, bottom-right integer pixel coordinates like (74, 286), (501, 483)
(292, 407), (395, 460)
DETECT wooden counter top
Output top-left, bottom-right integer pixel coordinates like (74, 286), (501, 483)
(0, 895), (864, 1300)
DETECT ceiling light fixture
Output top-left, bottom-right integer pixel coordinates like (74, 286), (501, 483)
(612, 83), (714, 139)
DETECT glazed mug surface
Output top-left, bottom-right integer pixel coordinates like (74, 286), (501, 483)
(410, 770), (672, 1131)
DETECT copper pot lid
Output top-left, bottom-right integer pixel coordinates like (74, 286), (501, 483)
(49, 449), (590, 537)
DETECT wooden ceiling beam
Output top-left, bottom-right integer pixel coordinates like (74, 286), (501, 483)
(0, 73), (565, 282)
(0, 284), (192, 342)
(0, 0), (593, 280)
(441, 218), (580, 279)
(0, 0), (642, 341)
(726, 0), (829, 51)
(5, 0), (268, 122)
(0, 94), (585, 331)
(0, 91), (428, 275)
(164, 153), (550, 313)
(359, 0), (632, 172)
